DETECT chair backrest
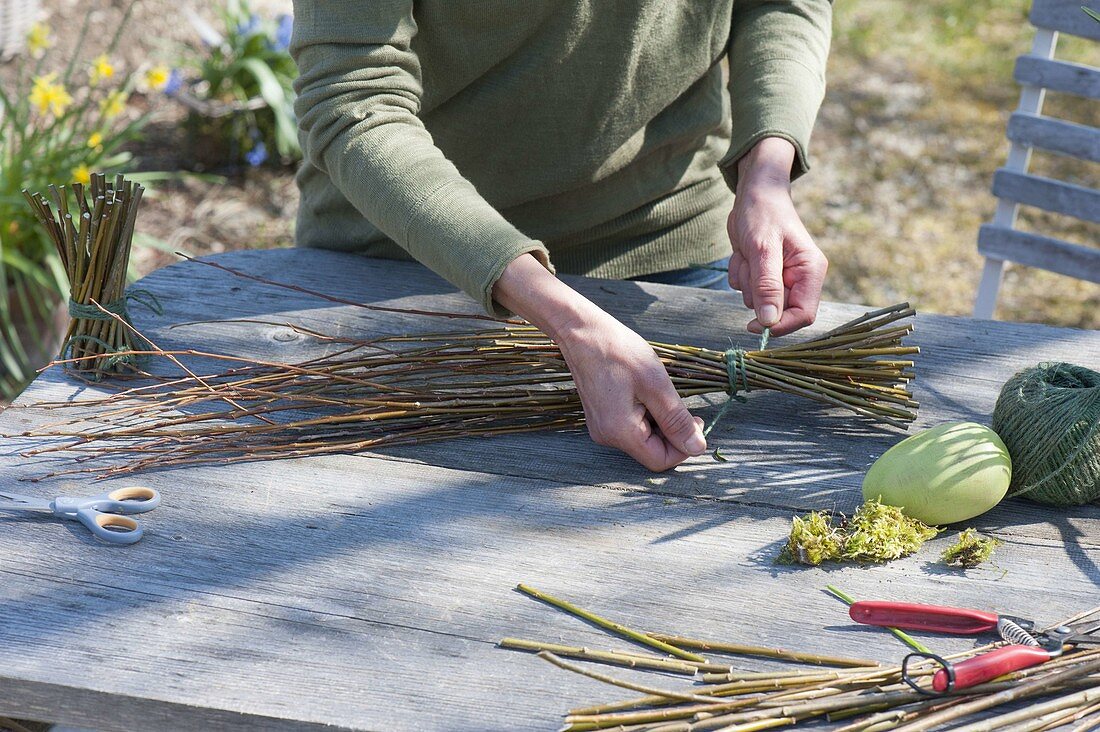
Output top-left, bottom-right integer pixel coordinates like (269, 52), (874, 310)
(973, 0), (1100, 318)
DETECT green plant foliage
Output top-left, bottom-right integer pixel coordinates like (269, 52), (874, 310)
(169, 0), (299, 167)
(0, 4), (157, 400)
(778, 499), (940, 566)
(941, 528), (1001, 568)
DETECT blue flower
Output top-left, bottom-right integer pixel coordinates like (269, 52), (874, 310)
(245, 140), (267, 167)
(163, 68), (183, 96)
(274, 14), (293, 51)
(235, 14), (261, 38)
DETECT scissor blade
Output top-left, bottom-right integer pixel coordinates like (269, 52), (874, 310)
(0, 491), (52, 511)
(1068, 620), (1100, 645)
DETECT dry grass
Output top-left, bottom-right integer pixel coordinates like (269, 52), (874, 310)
(809, 0), (1099, 328)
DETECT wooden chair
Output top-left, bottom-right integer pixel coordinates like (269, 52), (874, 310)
(973, 0), (1100, 319)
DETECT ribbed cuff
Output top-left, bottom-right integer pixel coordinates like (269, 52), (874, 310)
(481, 242), (554, 318)
(720, 56), (824, 191)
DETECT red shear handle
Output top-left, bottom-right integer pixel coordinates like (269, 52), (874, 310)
(933, 645), (1052, 692)
(849, 601), (1000, 634)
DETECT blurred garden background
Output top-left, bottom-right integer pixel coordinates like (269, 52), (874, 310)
(0, 0), (1097, 403)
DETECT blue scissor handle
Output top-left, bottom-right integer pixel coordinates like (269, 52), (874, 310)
(51, 487), (160, 545)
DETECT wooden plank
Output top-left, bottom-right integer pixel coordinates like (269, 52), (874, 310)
(0, 250), (1098, 730)
(0, 453), (1097, 731)
(9, 249), (1097, 541)
(1015, 55), (1100, 99)
(1030, 0), (1100, 42)
(978, 224), (1100, 283)
(993, 168), (1100, 222)
(1007, 112), (1100, 163)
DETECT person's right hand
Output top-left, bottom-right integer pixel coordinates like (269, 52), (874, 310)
(493, 253), (707, 471)
(556, 306), (707, 471)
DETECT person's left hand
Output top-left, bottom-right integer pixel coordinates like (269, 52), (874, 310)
(727, 137), (828, 337)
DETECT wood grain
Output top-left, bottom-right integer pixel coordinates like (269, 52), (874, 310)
(1015, 55), (1100, 100)
(1007, 113), (1100, 163)
(0, 250), (1098, 731)
(978, 224), (1100, 283)
(1030, 0), (1100, 42)
(992, 169), (1100, 223)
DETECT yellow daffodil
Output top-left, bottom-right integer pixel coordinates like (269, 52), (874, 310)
(26, 22), (51, 57)
(72, 165), (92, 186)
(143, 65), (170, 91)
(89, 54), (116, 85)
(87, 132), (103, 149)
(99, 89), (128, 119)
(29, 73), (73, 117)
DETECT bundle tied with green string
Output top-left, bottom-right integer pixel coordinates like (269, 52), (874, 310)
(22, 173), (161, 379)
(24, 298), (920, 480)
(992, 362), (1100, 506)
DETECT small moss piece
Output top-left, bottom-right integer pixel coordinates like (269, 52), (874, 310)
(941, 528), (1000, 568)
(777, 499), (940, 566)
(778, 511), (843, 565)
(840, 499), (940, 562)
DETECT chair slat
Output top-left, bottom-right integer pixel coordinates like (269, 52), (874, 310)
(1007, 113), (1100, 163)
(978, 225), (1100, 284)
(1015, 55), (1100, 100)
(993, 169), (1100, 223)
(1030, 0), (1100, 42)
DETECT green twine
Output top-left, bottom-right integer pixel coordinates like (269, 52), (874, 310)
(991, 362), (1100, 507)
(702, 327), (770, 439)
(61, 289), (164, 375)
(66, 288), (163, 322)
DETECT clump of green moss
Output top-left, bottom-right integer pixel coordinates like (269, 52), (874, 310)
(941, 528), (1001, 568)
(777, 510), (844, 565)
(777, 499), (940, 566)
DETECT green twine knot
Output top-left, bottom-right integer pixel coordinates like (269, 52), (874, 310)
(703, 327), (770, 442)
(61, 289), (164, 377)
(66, 288), (163, 323)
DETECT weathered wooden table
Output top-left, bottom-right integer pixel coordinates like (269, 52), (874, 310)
(0, 250), (1097, 731)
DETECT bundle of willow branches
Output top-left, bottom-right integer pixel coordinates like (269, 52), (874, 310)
(22, 174), (152, 378)
(505, 585), (1100, 732)
(23, 302), (918, 478)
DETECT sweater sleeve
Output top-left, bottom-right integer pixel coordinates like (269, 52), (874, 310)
(289, 0), (552, 315)
(720, 0), (833, 191)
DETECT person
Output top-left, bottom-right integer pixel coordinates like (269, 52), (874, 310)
(289, 1), (832, 472)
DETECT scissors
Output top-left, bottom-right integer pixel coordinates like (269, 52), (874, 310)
(0, 486), (161, 545)
(850, 600), (1100, 693)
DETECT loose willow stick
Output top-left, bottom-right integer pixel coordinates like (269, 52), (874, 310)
(536, 652), (726, 705)
(516, 584), (706, 663)
(1005, 700), (1100, 732)
(645, 632), (880, 668)
(890, 657), (1100, 732)
(499, 638), (705, 674)
(713, 718), (795, 732)
(825, 586), (933, 655)
(949, 684), (1100, 732)
(568, 671), (859, 716)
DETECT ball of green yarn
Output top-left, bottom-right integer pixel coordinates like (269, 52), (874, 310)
(991, 362), (1100, 506)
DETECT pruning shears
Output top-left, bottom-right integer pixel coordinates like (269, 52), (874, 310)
(849, 601), (1100, 693)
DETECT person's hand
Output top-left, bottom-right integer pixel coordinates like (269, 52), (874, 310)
(493, 253), (707, 471)
(728, 137), (828, 337)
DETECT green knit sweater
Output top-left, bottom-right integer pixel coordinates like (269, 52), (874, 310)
(290, 0), (832, 314)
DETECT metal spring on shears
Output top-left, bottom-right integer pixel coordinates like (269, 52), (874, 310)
(998, 618), (1041, 646)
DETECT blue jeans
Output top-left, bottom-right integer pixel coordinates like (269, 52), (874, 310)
(630, 257), (733, 291)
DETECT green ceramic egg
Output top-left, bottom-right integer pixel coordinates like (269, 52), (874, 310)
(862, 422), (1012, 525)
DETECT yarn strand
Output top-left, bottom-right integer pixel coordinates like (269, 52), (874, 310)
(702, 327), (770, 439)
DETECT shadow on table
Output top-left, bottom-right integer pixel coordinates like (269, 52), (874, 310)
(3, 249), (1098, 667)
